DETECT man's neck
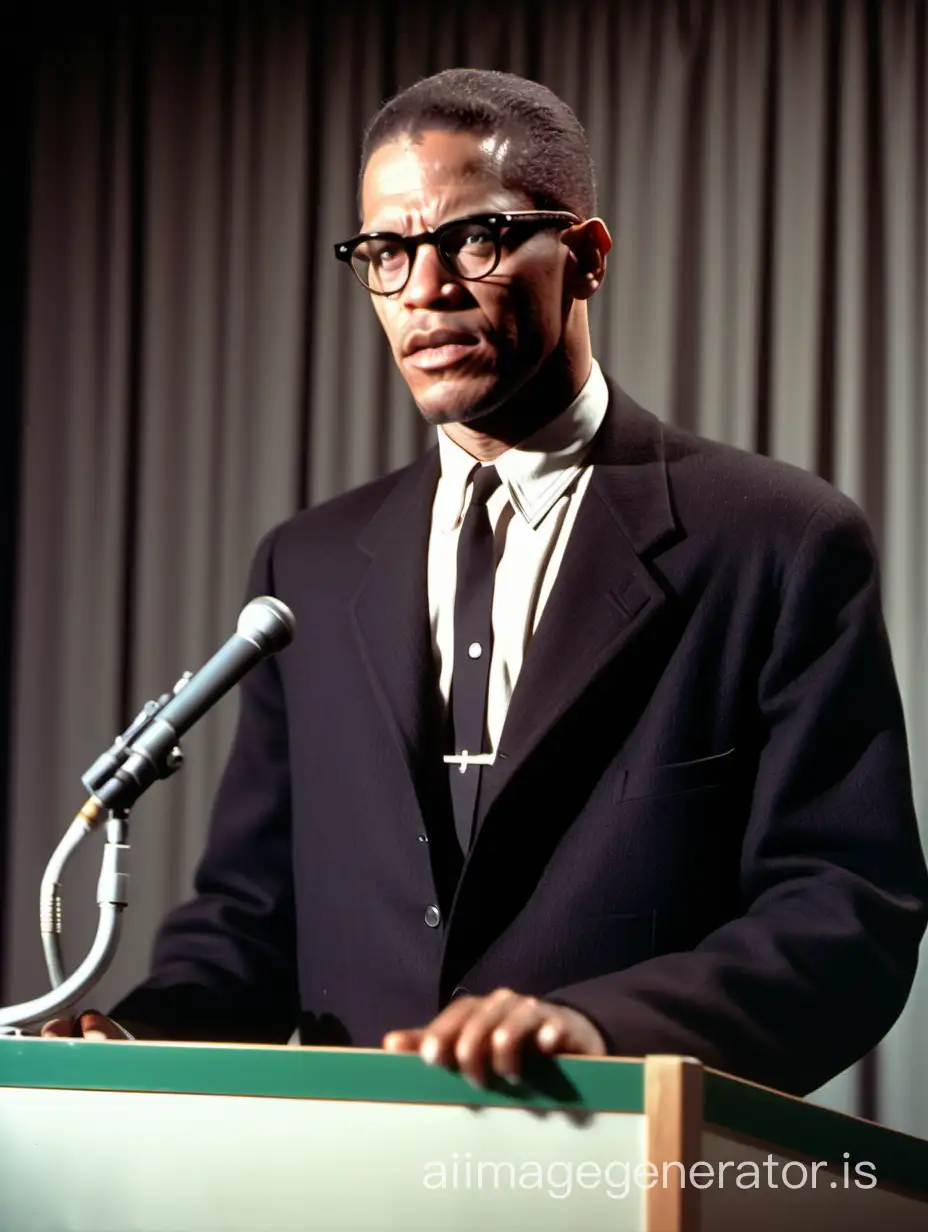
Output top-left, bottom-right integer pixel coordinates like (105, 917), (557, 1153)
(440, 348), (593, 462)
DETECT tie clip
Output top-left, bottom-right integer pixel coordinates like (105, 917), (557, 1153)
(443, 750), (496, 775)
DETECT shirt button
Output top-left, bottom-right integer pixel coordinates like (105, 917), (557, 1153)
(468, 642), (482, 659)
(424, 904), (441, 928)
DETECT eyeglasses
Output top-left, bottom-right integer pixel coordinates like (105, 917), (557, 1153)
(334, 210), (580, 295)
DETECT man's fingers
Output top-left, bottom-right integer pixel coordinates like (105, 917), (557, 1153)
(382, 1028), (424, 1052)
(413, 993), (485, 1070)
(41, 1012), (125, 1040)
(449, 988), (523, 1085)
(384, 994), (608, 1088)
(537, 1006), (607, 1056)
(40, 1018), (74, 1038)
(489, 997), (548, 1079)
(535, 1016), (568, 1052)
(383, 995), (483, 1067)
(77, 1011), (123, 1039)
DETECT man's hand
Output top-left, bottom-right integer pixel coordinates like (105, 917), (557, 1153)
(41, 1011), (129, 1040)
(382, 987), (606, 1086)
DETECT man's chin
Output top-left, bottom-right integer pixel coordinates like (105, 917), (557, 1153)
(412, 376), (507, 427)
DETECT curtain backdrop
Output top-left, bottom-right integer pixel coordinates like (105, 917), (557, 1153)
(4, 0), (926, 1136)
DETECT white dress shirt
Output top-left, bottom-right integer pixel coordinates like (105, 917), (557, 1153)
(428, 359), (610, 754)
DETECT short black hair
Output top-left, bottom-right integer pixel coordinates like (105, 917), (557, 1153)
(360, 68), (596, 220)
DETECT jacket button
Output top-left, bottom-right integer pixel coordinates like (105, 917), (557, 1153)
(424, 903), (441, 928)
(451, 985), (470, 1000)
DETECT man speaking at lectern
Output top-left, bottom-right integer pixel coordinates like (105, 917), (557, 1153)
(45, 69), (927, 1097)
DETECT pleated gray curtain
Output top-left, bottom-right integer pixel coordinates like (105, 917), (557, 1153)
(4, 0), (926, 1136)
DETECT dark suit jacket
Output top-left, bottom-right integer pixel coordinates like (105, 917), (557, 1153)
(113, 380), (928, 1096)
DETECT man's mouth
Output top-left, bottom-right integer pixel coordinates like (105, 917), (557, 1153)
(405, 341), (480, 371)
(402, 328), (482, 371)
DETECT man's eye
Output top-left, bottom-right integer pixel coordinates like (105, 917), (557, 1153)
(456, 230), (494, 251)
(371, 244), (405, 268)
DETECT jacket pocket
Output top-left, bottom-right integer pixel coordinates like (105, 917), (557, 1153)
(620, 747), (737, 803)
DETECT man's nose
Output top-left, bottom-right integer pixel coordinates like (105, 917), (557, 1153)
(402, 242), (464, 308)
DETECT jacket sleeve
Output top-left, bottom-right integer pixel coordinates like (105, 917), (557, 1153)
(109, 527), (299, 1042)
(548, 494), (928, 1095)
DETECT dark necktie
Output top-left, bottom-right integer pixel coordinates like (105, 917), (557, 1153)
(449, 463), (502, 852)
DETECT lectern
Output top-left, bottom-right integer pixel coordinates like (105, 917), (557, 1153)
(1, 1038), (926, 1230)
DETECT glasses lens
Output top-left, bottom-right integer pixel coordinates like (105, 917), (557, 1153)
(351, 238), (409, 293)
(441, 222), (498, 279)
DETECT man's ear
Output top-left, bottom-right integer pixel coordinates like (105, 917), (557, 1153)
(563, 218), (612, 300)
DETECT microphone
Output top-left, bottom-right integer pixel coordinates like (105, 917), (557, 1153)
(94, 596), (295, 810)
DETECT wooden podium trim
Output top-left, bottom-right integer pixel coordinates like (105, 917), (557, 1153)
(704, 1067), (928, 1197)
(645, 1055), (703, 1232)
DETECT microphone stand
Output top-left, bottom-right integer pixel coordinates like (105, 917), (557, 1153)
(0, 804), (130, 1032)
(0, 596), (296, 1036)
(40, 798), (112, 989)
(0, 681), (190, 1035)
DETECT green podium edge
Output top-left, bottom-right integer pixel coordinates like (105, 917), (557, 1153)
(0, 1038), (642, 1110)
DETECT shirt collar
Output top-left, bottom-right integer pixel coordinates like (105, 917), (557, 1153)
(434, 359), (609, 531)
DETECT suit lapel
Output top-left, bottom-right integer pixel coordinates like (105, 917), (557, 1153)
(474, 385), (680, 830)
(350, 450), (443, 817)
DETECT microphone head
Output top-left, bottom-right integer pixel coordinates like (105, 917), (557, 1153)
(237, 596), (296, 653)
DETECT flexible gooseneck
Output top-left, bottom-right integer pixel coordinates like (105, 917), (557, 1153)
(0, 812), (130, 1031)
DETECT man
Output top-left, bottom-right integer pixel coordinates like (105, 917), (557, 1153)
(45, 69), (927, 1097)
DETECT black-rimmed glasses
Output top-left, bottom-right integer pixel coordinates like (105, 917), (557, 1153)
(334, 210), (580, 295)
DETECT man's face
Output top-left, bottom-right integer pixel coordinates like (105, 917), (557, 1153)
(359, 129), (573, 426)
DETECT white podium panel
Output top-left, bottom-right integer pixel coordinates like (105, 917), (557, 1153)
(1, 1084), (645, 1231)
